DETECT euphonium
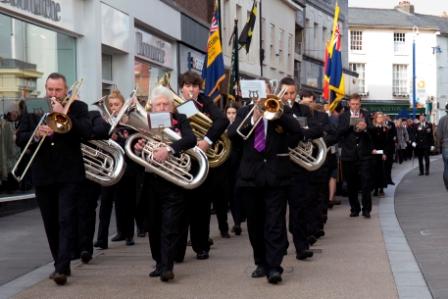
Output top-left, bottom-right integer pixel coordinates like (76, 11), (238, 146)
(158, 73), (231, 168)
(117, 96), (209, 189)
(289, 137), (328, 171)
(81, 139), (126, 186)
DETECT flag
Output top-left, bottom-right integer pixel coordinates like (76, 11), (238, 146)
(323, 3), (345, 111)
(238, 0), (257, 54)
(202, 0), (225, 102)
(227, 19), (241, 101)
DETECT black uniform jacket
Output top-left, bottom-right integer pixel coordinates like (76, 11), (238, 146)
(228, 105), (303, 187)
(16, 100), (91, 186)
(413, 122), (434, 149)
(337, 109), (374, 161)
(196, 93), (229, 143)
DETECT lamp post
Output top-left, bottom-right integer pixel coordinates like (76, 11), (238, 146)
(412, 26), (419, 119)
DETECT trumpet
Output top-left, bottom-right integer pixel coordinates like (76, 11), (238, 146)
(158, 73), (231, 168)
(11, 79), (83, 182)
(236, 94), (284, 140)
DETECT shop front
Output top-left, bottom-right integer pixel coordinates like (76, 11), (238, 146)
(0, 0), (79, 200)
(134, 28), (175, 103)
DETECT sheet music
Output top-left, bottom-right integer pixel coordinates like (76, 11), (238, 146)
(148, 112), (172, 130)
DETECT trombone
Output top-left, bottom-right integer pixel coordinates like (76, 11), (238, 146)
(11, 79), (83, 182)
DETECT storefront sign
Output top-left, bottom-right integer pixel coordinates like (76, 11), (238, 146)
(0, 0), (78, 33)
(179, 44), (204, 74)
(1, 0), (61, 22)
(135, 29), (173, 69)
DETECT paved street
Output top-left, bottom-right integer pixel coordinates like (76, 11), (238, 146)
(2, 159), (447, 299)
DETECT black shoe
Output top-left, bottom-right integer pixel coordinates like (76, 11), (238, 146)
(111, 234), (125, 242)
(196, 251), (209, 260)
(126, 238), (135, 246)
(251, 266), (267, 278)
(307, 236), (317, 246)
(389, 181), (395, 185)
(49, 269), (71, 279)
(362, 211), (371, 218)
(160, 270), (175, 282)
(80, 251), (92, 264)
(149, 265), (162, 277)
(314, 230), (325, 239)
(373, 191), (378, 197)
(296, 250), (314, 260)
(52, 273), (67, 286)
(379, 191), (385, 198)
(267, 271), (282, 284)
(425, 172), (429, 176)
(350, 212), (360, 217)
(208, 238), (214, 246)
(221, 232), (231, 238)
(174, 257), (184, 263)
(231, 225), (242, 236)
(93, 241), (108, 250)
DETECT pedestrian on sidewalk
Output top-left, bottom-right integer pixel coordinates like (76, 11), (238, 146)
(436, 104), (448, 189)
(412, 114), (434, 176)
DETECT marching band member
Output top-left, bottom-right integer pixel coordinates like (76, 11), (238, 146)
(337, 93), (374, 218)
(176, 71), (229, 261)
(227, 93), (303, 284)
(134, 86), (196, 282)
(16, 73), (91, 285)
(370, 112), (389, 197)
(413, 114), (434, 176)
(279, 78), (321, 259)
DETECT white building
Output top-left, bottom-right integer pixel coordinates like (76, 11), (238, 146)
(221, 0), (301, 85)
(349, 1), (448, 120)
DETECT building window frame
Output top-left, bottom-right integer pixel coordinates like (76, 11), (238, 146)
(350, 30), (363, 51)
(349, 63), (366, 95)
(394, 32), (406, 53)
(392, 64), (409, 97)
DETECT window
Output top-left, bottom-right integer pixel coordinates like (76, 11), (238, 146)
(288, 33), (293, 71)
(322, 26), (327, 45)
(394, 32), (406, 53)
(350, 30), (363, 50)
(279, 28), (285, 65)
(270, 23), (275, 62)
(102, 54), (113, 82)
(393, 64), (408, 96)
(313, 22), (318, 40)
(349, 63), (366, 94)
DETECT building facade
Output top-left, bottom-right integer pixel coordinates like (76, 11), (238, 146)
(349, 1), (448, 120)
(300, 0), (357, 99)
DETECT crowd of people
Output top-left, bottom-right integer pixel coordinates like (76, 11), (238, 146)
(11, 71), (440, 286)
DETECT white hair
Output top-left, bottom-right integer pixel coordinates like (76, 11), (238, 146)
(150, 86), (173, 103)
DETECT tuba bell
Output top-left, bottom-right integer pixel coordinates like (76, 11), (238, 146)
(116, 95), (209, 189)
(289, 137), (328, 171)
(158, 73), (231, 168)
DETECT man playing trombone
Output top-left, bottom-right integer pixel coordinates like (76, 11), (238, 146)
(15, 73), (91, 285)
(227, 91), (303, 284)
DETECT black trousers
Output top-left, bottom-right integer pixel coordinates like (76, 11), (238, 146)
(342, 160), (372, 213)
(96, 185), (118, 245)
(76, 180), (100, 255)
(35, 183), (79, 273)
(241, 186), (287, 272)
(416, 148), (430, 174)
(287, 173), (310, 253)
(147, 174), (186, 271)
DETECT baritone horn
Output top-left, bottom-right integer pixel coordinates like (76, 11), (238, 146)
(11, 79), (83, 182)
(158, 73), (231, 168)
(289, 137), (327, 171)
(116, 95), (209, 189)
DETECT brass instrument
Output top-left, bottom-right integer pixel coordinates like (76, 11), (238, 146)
(116, 95), (209, 189)
(81, 139), (126, 186)
(236, 94), (284, 140)
(158, 73), (231, 168)
(11, 79), (83, 182)
(289, 137), (328, 171)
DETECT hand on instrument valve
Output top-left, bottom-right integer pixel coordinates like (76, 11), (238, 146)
(134, 138), (145, 154)
(355, 121), (367, 132)
(153, 147), (170, 162)
(50, 97), (64, 113)
(36, 125), (54, 139)
(197, 140), (210, 152)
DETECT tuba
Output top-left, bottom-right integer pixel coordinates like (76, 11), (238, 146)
(289, 137), (328, 171)
(78, 94), (130, 186)
(116, 95), (209, 189)
(158, 73), (231, 168)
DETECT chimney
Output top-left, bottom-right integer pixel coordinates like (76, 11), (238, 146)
(395, 1), (415, 14)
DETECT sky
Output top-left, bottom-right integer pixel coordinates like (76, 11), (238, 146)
(348, 0), (448, 16)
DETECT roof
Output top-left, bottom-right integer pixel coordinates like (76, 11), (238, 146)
(349, 7), (448, 33)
